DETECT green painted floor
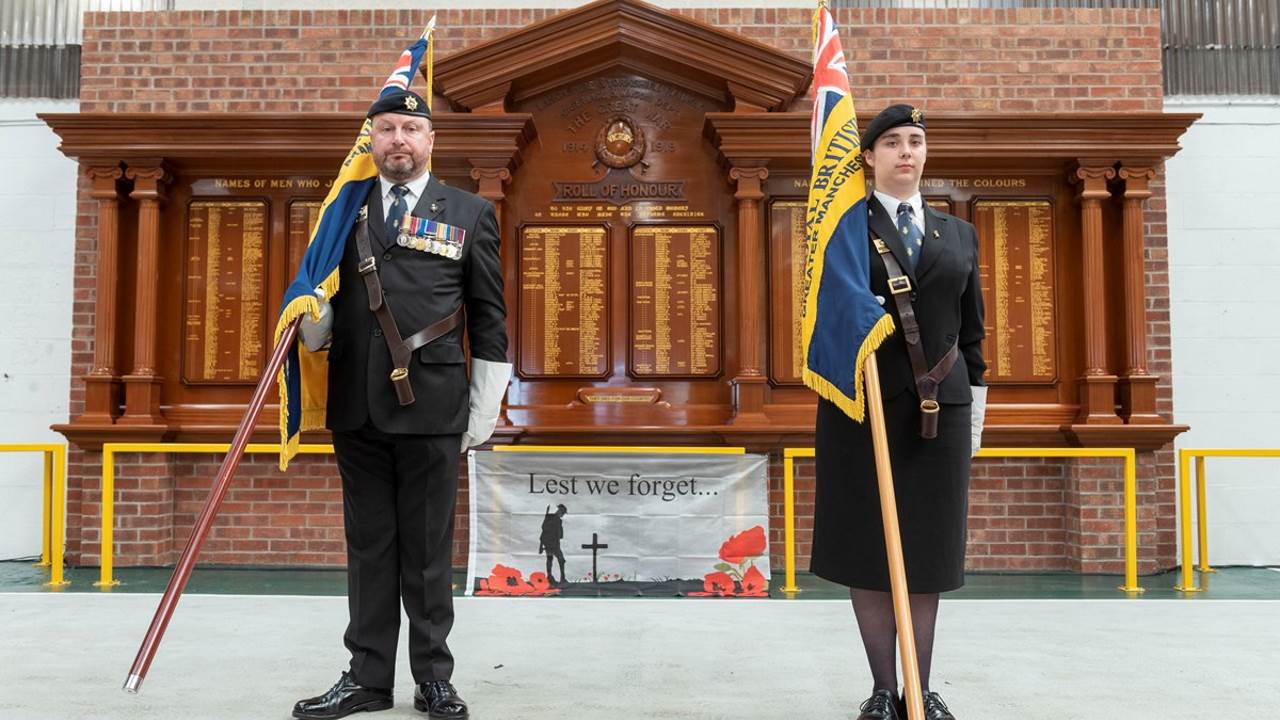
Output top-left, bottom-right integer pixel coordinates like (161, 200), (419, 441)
(4, 561), (1277, 599)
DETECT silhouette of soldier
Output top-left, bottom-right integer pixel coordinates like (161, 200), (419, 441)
(538, 504), (567, 586)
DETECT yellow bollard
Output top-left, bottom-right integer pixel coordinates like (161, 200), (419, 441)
(0, 443), (73, 587)
(1174, 449), (1201, 592)
(1194, 455), (1215, 573)
(782, 451), (800, 594)
(36, 451), (52, 568)
(1118, 449), (1143, 593)
(47, 445), (68, 588)
(95, 447), (120, 589)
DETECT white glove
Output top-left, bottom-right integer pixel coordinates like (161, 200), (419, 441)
(460, 358), (513, 451)
(299, 289), (333, 352)
(970, 385), (988, 457)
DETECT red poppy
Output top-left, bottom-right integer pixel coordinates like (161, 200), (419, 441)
(529, 572), (551, 592)
(718, 526), (767, 564)
(689, 570), (736, 597)
(478, 564), (533, 595)
(740, 565), (769, 597)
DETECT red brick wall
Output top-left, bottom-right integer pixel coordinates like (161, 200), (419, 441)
(77, 7), (1162, 114)
(65, 5), (1176, 575)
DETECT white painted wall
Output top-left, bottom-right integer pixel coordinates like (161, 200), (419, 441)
(0, 99), (78, 561)
(1166, 98), (1280, 567)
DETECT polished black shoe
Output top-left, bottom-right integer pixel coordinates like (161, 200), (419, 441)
(292, 671), (393, 720)
(921, 691), (956, 720)
(414, 680), (469, 719)
(857, 689), (902, 720)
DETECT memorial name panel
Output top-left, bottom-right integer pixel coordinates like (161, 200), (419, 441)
(768, 200), (807, 385)
(182, 199), (268, 384)
(630, 225), (721, 378)
(288, 200), (324, 279)
(973, 200), (1057, 383)
(518, 225), (609, 377)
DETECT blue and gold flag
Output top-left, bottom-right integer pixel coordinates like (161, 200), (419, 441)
(273, 22), (435, 469)
(801, 5), (894, 422)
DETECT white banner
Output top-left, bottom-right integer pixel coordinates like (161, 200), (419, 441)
(466, 450), (771, 598)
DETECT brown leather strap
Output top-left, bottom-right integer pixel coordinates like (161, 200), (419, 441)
(353, 219), (468, 406)
(355, 220), (415, 405)
(872, 235), (959, 439)
(404, 306), (463, 353)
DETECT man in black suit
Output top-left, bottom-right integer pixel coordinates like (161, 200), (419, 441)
(293, 88), (510, 720)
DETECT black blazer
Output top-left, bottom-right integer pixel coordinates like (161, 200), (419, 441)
(866, 195), (986, 404)
(326, 175), (508, 434)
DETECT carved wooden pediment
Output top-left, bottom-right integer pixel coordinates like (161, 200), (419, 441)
(433, 0), (811, 113)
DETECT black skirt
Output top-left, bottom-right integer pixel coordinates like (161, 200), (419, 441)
(810, 392), (971, 593)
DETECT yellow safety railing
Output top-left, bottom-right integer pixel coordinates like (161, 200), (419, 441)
(98, 442), (335, 588)
(1175, 448), (1280, 593)
(0, 443), (68, 587)
(781, 447), (1142, 595)
(494, 445), (746, 454)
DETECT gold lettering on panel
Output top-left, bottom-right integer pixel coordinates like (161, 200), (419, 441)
(974, 200), (1056, 383)
(183, 200), (267, 384)
(766, 201), (808, 384)
(519, 226), (608, 377)
(288, 201), (324, 279)
(631, 226), (720, 377)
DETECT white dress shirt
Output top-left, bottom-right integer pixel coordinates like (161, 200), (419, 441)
(379, 171), (431, 225)
(874, 189), (925, 236)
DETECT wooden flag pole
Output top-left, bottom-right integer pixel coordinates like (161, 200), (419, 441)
(863, 353), (925, 720)
(122, 320), (301, 694)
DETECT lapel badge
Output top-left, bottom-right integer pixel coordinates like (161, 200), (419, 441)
(357, 205), (368, 222)
(430, 202), (439, 214)
(933, 230), (940, 239)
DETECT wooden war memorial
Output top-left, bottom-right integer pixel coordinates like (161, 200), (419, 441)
(42, 0), (1196, 574)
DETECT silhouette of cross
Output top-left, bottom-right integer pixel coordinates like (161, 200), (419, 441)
(581, 532), (609, 583)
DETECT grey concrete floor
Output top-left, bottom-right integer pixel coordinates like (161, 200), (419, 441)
(1, 593), (1277, 719)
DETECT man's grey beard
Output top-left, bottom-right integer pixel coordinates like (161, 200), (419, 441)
(380, 156), (420, 183)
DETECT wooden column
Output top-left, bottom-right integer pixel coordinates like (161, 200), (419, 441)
(470, 165), (511, 226)
(1118, 163), (1161, 422)
(119, 161), (170, 429)
(470, 164), (513, 427)
(82, 164), (126, 424)
(1072, 163), (1121, 425)
(729, 165), (769, 424)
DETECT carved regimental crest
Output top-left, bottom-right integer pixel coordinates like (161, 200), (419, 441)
(595, 116), (646, 170)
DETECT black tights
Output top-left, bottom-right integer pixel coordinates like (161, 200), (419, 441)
(850, 588), (940, 694)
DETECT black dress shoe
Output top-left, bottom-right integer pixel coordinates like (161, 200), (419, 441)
(921, 691), (956, 720)
(414, 680), (469, 719)
(292, 671), (393, 720)
(857, 689), (902, 720)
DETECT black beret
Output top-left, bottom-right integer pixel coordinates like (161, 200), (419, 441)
(366, 88), (431, 120)
(862, 104), (925, 151)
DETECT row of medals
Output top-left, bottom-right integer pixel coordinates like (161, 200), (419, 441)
(397, 225), (462, 260)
